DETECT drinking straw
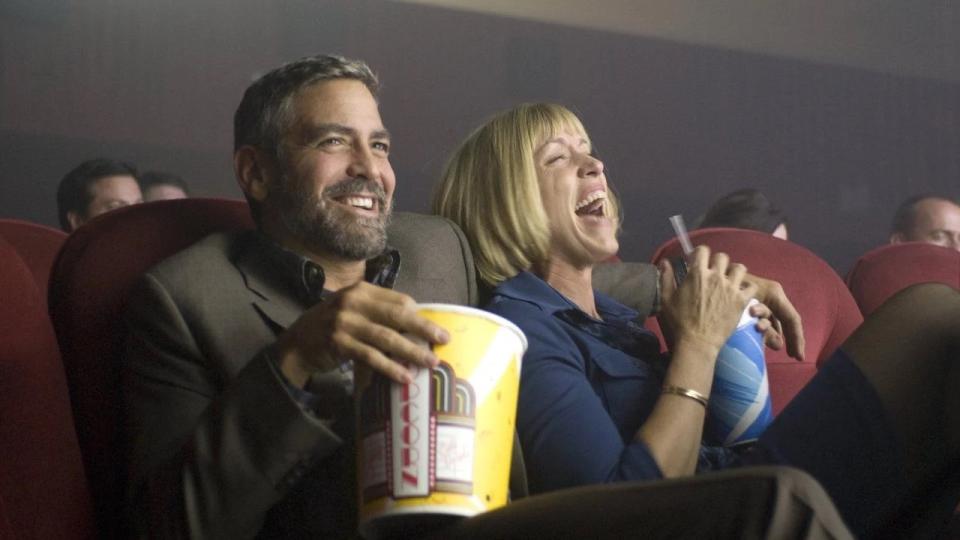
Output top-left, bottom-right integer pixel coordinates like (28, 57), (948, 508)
(668, 214), (695, 258)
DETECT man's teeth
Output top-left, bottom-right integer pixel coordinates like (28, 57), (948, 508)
(575, 191), (607, 211)
(344, 196), (374, 209)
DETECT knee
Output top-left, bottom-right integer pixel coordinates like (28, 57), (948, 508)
(892, 282), (959, 304)
(879, 283), (959, 321)
(874, 283), (960, 347)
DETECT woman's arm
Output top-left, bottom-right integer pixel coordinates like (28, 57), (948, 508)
(639, 246), (756, 476)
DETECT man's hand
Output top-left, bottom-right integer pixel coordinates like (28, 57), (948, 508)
(743, 273), (805, 361)
(274, 282), (449, 387)
(748, 301), (785, 352)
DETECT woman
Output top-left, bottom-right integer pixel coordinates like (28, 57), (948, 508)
(433, 103), (960, 537)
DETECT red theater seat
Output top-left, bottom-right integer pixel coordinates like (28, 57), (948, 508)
(0, 219), (67, 304)
(649, 228), (863, 415)
(846, 242), (960, 317)
(48, 198), (254, 537)
(0, 235), (95, 539)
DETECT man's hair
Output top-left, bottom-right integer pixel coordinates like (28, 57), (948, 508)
(56, 158), (139, 231)
(890, 194), (958, 236)
(233, 54), (379, 222)
(140, 171), (189, 196)
(234, 54), (379, 154)
(698, 188), (786, 234)
(433, 103), (621, 286)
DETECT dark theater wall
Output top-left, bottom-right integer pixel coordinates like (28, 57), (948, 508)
(1, 0), (958, 272)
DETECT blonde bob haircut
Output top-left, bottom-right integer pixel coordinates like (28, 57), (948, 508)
(433, 103), (620, 286)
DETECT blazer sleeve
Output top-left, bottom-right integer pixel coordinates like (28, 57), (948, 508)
(592, 262), (660, 318)
(122, 272), (346, 538)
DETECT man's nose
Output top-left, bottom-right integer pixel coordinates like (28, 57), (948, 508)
(346, 146), (380, 181)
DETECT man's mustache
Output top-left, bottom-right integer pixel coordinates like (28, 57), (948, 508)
(323, 177), (387, 207)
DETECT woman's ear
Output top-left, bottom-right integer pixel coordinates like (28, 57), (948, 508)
(234, 146), (273, 203)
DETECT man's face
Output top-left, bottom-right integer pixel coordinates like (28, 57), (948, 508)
(265, 79), (395, 260)
(896, 198), (960, 251)
(69, 174), (142, 230)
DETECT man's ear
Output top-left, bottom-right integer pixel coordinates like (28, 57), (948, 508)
(66, 211), (84, 232)
(234, 146), (274, 203)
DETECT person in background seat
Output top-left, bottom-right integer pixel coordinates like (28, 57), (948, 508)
(56, 158), (142, 232)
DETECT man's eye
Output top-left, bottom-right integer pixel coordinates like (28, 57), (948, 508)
(318, 137), (344, 147)
(372, 141), (390, 153)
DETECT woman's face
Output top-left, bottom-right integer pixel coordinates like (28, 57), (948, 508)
(534, 129), (619, 269)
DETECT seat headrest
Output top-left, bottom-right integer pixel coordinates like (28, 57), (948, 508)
(846, 242), (960, 316)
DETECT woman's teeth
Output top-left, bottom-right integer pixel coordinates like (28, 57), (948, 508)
(575, 191), (606, 215)
(575, 191), (606, 211)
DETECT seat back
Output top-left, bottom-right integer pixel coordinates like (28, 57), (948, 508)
(0, 219), (67, 304)
(0, 234), (95, 539)
(649, 228), (863, 414)
(48, 198), (255, 537)
(846, 242), (960, 316)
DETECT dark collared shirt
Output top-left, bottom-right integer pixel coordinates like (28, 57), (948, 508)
(254, 232), (400, 305)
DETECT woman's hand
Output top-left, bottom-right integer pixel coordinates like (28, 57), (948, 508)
(657, 245), (758, 356)
(640, 246), (758, 476)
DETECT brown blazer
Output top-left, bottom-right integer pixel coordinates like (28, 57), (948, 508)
(123, 212), (482, 538)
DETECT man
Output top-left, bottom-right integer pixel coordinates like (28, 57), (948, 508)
(123, 54), (469, 538)
(56, 158), (143, 232)
(140, 171), (190, 201)
(123, 54), (847, 539)
(889, 195), (960, 251)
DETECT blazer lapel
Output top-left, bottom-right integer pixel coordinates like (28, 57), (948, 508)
(233, 235), (304, 331)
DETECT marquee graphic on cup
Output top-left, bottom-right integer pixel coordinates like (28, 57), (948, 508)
(359, 361), (477, 502)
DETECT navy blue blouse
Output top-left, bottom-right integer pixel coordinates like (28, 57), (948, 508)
(486, 271), (675, 493)
(487, 271), (742, 493)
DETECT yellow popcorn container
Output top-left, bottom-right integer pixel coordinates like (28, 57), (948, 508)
(356, 304), (527, 539)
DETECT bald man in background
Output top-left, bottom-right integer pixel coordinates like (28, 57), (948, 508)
(889, 195), (960, 252)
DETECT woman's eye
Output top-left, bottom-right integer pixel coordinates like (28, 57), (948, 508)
(546, 154), (567, 165)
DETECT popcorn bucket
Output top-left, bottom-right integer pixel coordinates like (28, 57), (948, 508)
(705, 299), (774, 447)
(356, 304), (527, 539)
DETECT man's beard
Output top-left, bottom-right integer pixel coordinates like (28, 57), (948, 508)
(270, 175), (391, 261)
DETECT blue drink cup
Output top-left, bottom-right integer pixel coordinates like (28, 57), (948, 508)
(704, 299), (773, 447)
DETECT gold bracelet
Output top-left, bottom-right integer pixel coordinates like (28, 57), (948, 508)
(662, 385), (709, 408)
